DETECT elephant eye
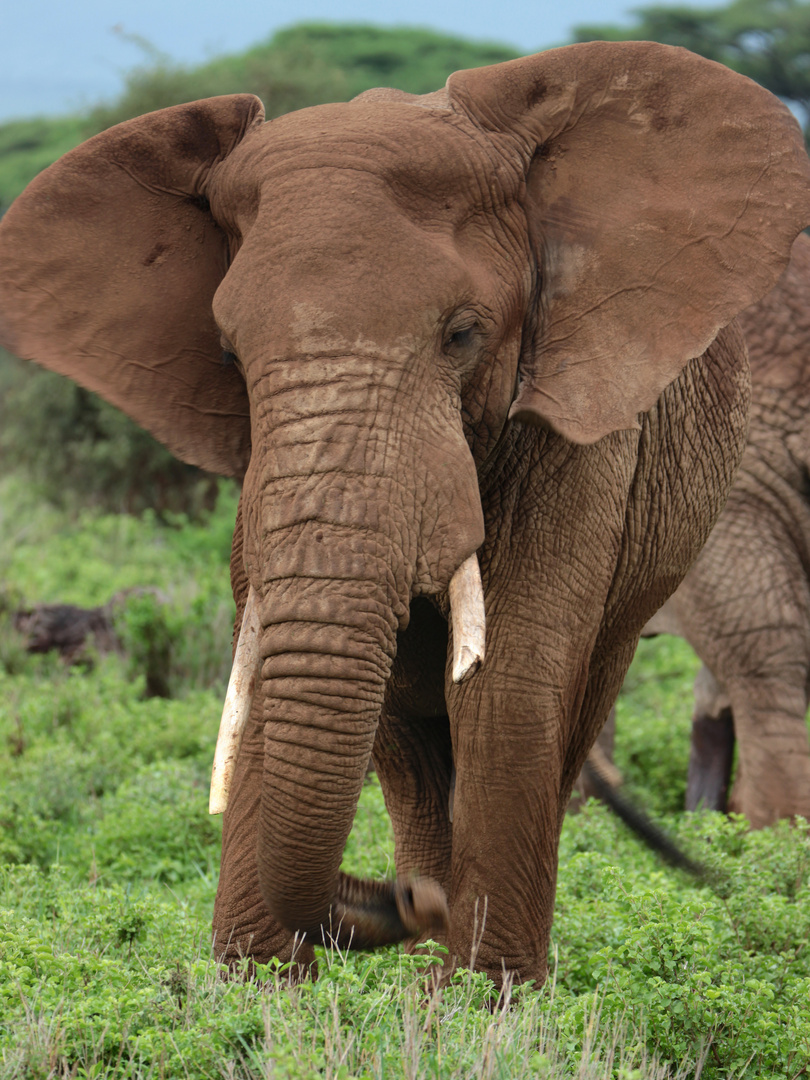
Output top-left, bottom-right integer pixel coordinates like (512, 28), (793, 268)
(221, 350), (239, 367)
(448, 327), (474, 349)
(443, 322), (479, 357)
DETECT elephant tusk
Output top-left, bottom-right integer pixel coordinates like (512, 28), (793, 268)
(449, 553), (486, 683)
(209, 585), (262, 815)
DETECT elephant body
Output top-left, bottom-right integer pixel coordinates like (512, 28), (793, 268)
(217, 332), (749, 979)
(1, 43), (808, 989)
(646, 235), (810, 829)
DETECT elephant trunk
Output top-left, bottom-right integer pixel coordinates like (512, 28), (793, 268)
(211, 348), (486, 946)
(209, 552), (485, 817)
(255, 546), (397, 937)
(246, 530), (446, 945)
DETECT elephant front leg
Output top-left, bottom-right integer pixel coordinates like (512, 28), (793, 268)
(212, 692), (316, 978)
(444, 628), (590, 990)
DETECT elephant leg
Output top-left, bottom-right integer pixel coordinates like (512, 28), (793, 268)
(685, 666), (735, 812)
(725, 676), (810, 827)
(373, 711), (454, 897)
(569, 705), (617, 810)
(374, 598), (453, 903)
(212, 686), (316, 978)
(674, 514), (810, 826)
(444, 610), (606, 989)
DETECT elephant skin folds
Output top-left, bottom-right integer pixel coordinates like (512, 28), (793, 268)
(652, 234), (810, 828)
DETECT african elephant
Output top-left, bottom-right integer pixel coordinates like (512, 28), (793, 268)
(645, 234), (810, 829)
(0, 42), (808, 990)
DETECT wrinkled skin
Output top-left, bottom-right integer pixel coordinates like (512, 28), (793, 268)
(1, 43), (809, 989)
(647, 236), (810, 829)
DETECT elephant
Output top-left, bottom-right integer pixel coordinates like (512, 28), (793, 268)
(644, 234), (810, 829)
(0, 41), (808, 991)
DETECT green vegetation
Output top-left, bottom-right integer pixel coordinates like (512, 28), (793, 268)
(573, 0), (810, 137)
(0, 116), (86, 216)
(0, 353), (225, 519)
(1, 477), (809, 1078)
(87, 24), (520, 134)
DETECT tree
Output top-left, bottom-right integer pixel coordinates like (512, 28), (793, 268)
(87, 24), (520, 133)
(573, 0), (810, 135)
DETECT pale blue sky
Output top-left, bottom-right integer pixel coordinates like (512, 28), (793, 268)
(1, 0), (715, 122)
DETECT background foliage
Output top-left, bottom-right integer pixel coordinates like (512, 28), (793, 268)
(1, 474), (809, 1077)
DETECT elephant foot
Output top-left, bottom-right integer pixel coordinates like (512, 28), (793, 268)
(212, 913), (317, 984)
(685, 707), (735, 812)
(727, 771), (810, 828)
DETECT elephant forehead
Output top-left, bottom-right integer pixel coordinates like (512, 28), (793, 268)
(213, 185), (524, 362)
(216, 100), (520, 224)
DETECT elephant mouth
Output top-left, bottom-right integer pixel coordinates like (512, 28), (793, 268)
(208, 552), (486, 815)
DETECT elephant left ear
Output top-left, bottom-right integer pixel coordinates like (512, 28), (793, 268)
(0, 95), (264, 477)
(448, 42), (810, 445)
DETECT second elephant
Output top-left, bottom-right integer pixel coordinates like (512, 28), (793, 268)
(647, 235), (810, 828)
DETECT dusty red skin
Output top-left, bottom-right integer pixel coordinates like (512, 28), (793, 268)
(1, 41), (809, 988)
(649, 235), (810, 829)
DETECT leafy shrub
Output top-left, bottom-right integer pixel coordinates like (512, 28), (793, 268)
(613, 636), (700, 816)
(87, 23), (520, 134)
(0, 351), (224, 519)
(0, 115), (86, 213)
(79, 760), (222, 884)
(0, 474), (237, 697)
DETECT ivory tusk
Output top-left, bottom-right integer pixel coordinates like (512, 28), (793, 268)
(449, 553), (486, 684)
(209, 586), (262, 815)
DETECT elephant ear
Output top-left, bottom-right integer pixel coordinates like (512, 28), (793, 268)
(0, 95), (264, 477)
(448, 42), (810, 445)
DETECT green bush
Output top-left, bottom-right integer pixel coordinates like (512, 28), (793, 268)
(0, 351), (224, 519)
(86, 23), (520, 133)
(0, 115), (86, 214)
(0, 474), (237, 696)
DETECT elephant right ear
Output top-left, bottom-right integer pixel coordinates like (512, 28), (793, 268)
(0, 95), (264, 478)
(448, 43), (810, 445)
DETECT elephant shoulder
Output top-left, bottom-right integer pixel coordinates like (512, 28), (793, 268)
(594, 323), (749, 656)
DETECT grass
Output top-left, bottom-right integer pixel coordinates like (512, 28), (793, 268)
(1, 478), (809, 1078)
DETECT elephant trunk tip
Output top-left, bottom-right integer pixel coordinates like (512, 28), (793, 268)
(279, 874), (449, 951)
(394, 876), (450, 938)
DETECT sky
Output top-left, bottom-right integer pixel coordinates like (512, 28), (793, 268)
(0, 0), (718, 122)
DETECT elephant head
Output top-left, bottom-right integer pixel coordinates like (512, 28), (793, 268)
(1, 42), (808, 968)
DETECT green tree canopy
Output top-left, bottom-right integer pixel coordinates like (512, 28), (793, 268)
(574, 0), (810, 133)
(88, 23), (520, 132)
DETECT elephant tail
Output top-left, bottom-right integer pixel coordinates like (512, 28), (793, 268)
(582, 749), (708, 882)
